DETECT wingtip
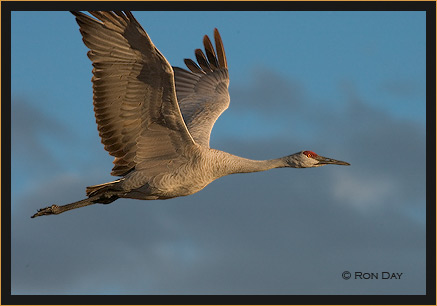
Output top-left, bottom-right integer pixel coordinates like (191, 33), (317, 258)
(213, 28), (227, 69)
(203, 34), (212, 50)
(70, 11), (82, 17)
(184, 58), (203, 74)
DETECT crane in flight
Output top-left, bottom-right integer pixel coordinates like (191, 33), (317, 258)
(32, 11), (350, 218)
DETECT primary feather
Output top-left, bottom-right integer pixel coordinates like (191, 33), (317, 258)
(174, 28), (230, 147)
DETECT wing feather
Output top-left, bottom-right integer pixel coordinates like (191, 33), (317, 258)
(214, 29), (227, 69)
(173, 28), (230, 147)
(195, 49), (213, 72)
(184, 58), (204, 74)
(203, 35), (219, 69)
(72, 11), (196, 177)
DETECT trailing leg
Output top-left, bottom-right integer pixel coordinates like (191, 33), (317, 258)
(31, 193), (119, 218)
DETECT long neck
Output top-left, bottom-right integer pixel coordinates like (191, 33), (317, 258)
(234, 157), (289, 174)
(212, 150), (289, 177)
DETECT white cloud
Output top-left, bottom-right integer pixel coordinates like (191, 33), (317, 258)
(331, 172), (397, 212)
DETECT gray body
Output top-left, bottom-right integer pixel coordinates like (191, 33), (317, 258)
(120, 147), (290, 200)
(32, 11), (349, 218)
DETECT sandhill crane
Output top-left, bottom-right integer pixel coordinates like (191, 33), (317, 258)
(31, 11), (350, 218)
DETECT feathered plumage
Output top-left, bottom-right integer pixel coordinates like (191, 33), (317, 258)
(31, 11), (349, 218)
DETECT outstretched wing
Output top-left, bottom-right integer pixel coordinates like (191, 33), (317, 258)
(173, 29), (230, 148)
(72, 11), (196, 177)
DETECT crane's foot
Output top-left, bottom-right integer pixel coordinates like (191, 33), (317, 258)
(31, 194), (116, 218)
(31, 205), (60, 218)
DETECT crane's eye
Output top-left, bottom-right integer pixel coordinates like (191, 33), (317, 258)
(303, 150), (317, 158)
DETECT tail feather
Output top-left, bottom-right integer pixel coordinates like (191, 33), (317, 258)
(86, 179), (122, 197)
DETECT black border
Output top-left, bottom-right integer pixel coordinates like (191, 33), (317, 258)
(2, 1), (435, 305)
(1, 0), (435, 11)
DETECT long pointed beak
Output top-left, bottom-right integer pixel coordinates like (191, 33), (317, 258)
(314, 155), (350, 166)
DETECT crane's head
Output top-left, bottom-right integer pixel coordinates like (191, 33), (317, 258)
(285, 150), (350, 168)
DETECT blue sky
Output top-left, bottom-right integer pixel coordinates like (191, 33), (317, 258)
(11, 10), (426, 295)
